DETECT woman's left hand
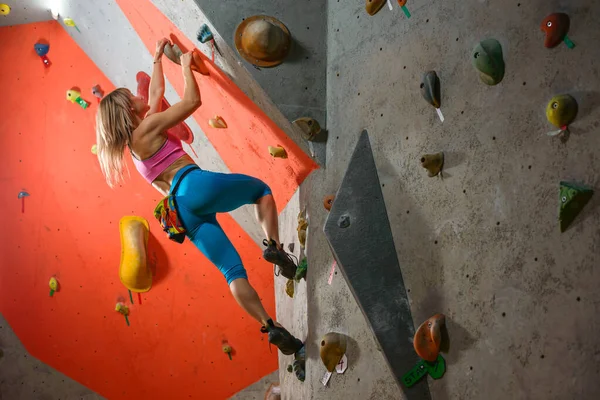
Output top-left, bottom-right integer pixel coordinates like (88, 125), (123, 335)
(154, 38), (169, 60)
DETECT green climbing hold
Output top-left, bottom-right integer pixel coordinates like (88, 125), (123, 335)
(295, 257), (308, 281)
(472, 39), (505, 86)
(425, 355), (446, 379)
(402, 355), (446, 387)
(559, 182), (593, 233)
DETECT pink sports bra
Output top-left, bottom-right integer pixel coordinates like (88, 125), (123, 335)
(131, 134), (188, 184)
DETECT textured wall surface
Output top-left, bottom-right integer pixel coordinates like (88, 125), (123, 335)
(0, 20), (277, 400)
(275, 0), (600, 399)
(0, 314), (104, 400)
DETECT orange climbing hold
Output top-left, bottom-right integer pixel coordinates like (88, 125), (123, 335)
(413, 313), (445, 362)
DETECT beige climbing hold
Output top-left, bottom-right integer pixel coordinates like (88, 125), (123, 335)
(91, 144), (98, 155)
(320, 332), (347, 372)
(366, 0), (386, 15)
(269, 146), (288, 159)
(208, 116), (227, 129)
(297, 208), (308, 249)
(163, 43), (183, 65)
(285, 279), (294, 298)
(293, 117), (322, 141)
(420, 152), (444, 177)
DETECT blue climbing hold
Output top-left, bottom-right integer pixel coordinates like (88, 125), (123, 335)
(34, 43), (49, 57)
(197, 24), (214, 44)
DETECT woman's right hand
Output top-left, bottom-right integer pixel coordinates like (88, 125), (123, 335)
(180, 52), (193, 69)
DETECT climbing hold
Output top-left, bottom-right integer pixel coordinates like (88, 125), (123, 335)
(420, 152), (444, 177)
(297, 209), (308, 249)
(268, 146), (288, 159)
(234, 15), (291, 68)
(34, 43), (51, 68)
(208, 116), (227, 129)
(546, 94), (578, 136)
(92, 85), (104, 101)
(0, 3), (10, 15)
(366, 0), (386, 15)
(413, 314), (445, 362)
(320, 332), (347, 372)
(115, 302), (130, 326)
(292, 345), (306, 382)
(420, 71), (441, 109)
(63, 17), (81, 33)
(287, 365), (293, 373)
(66, 90), (89, 109)
(559, 181), (593, 233)
(49, 277), (59, 297)
(402, 354), (446, 387)
(119, 216), (152, 293)
(323, 195), (335, 211)
(285, 279), (295, 298)
(295, 257), (307, 281)
(197, 24), (214, 43)
(91, 144), (98, 155)
(222, 344), (233, 360)
(293, 117), (322, 141)
(164, 42), (183, 65)
(472, 39), (505, 85)
(18, 191), (30, 213)
(541, 13), (574, 49)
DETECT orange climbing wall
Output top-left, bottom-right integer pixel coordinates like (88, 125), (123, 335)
(116, 0), (319, 213)
(0, 21), (277, 400)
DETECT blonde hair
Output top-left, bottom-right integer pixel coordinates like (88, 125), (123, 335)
(95, 88), (136, 187)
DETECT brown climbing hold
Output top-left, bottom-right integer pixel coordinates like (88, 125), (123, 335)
(413, 314), (445, 362)
(320, 332), (347, 372)
(293, 117), (322, 141)
(297, 208), (308, 249)
(269, 146), (288, 159)
(208, 116), (227, 129)
(366, 0), (386, 15)
(420, 152), (444, 177)
(323, 195), (335, 211)
(285, 279), (294, 298)
(234, 15), (291, 68)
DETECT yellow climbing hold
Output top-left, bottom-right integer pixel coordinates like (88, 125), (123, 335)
(268, 146), (287, 159)
(0, 4), (11, 15)
(91, 144), (98, 155)
(119, 216), (152, 293)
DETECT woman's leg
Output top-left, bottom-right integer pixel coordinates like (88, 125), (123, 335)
(255, 194), (280, 244)
(229, 278), (270, 325)
(183, 214), (303, 354)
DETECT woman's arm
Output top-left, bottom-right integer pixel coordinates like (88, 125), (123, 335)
(141, 51), (202, 135)
(147, 38), (168, 115)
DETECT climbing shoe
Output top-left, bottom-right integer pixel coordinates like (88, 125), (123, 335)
(263, 239), (298, 280)
(261, 319), (304, 356)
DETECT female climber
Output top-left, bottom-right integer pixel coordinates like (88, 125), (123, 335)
(95, 38), (302, 356)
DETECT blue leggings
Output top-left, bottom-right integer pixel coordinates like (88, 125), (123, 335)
(171, 165), (272, 285)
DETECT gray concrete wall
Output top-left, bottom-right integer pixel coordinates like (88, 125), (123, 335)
(228, 370), (278, 400)
(191, 0), (328, 133)
(275, 0), (600, 399)
(0, 314), (103, 400)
